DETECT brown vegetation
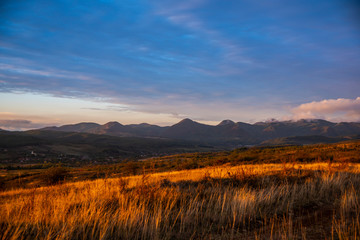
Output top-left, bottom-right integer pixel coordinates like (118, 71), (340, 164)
(1, 162), (360, 239)
(1, 140), (359, 191)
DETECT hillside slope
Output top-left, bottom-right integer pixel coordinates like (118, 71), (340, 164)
(40, 119), (360, 145)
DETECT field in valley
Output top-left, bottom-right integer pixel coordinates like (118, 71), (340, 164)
(1, 141), (360, 239)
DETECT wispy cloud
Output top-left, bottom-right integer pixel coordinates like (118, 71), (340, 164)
(154, 0), (207, 15)
(0, 63), (101, 84)
(81, 105), (130, 112)
(0, 112), (61, 130)
(153, 0), (253, 76)
(0, 119), (47, 131)
(290, 97), (360, 122)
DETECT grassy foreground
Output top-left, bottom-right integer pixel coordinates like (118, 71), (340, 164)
(1, 162), (360, 239)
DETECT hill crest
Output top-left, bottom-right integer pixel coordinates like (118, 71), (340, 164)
(35, 118), (360, 145)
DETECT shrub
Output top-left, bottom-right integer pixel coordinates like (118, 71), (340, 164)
(42, 167), (70, 185)
(0, 176), (5, 191)
(123, 161), (140, 175)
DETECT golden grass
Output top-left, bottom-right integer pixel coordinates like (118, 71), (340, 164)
(1, 163), (360, 239)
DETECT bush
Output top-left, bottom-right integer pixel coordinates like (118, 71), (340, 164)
(42, 167), (70, 185)
(123, 161), (140, 175)
(0, 176), (5, 191)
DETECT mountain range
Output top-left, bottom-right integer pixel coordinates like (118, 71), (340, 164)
(41, 118), (360, 145)
(1, 118), (360, 164)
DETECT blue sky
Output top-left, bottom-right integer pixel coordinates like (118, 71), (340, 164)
(0, 0), (359, 129)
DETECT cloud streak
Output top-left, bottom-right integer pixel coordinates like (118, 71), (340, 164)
(0, 111), (63, 130)
(291, 97), (360, 122)
(0, 119), (48, 131)
(154, 0), (253, 76)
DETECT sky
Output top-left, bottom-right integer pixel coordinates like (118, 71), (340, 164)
(0, 0), (360, 130)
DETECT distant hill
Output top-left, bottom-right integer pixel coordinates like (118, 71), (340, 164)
(42, 122), (101, 133)
(39, 119), (360, 145)
(2, 119), (360, 164)
(43, 121), (168, 137)
(0, 130), (46, 147)
(162, 118), (215, 140)
(260, 135), (360, 146)
(0, 130), (216, 164)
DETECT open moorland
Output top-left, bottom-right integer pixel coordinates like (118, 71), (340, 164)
(2, 0), (359, 239)
(1, 140), (360, 239)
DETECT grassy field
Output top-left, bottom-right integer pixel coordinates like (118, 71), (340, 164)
(1, 162), (360, 239)
(2, 140), (360, 190)
(1, 141), (360, 239)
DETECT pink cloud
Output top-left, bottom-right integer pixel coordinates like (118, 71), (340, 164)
(0, 119), (46, 131)
(0, 112), (61, 131)
(291, 97), (360, 122)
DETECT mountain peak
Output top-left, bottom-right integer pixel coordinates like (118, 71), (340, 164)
(104, 121), (122, 125)
(177, 118), (196, 125)
(218, 119), (235, 126)
(180, 118), (193, 122)
(40, 122), (100, 132)
(103, 121), (124, 129)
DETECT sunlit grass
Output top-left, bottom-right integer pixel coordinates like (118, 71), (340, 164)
(1, 162), (360, 239)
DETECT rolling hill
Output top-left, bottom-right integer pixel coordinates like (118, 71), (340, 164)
(2, 119), (360, 165)
(0, 130), (215, 165)
(40, 119), (360, 145)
